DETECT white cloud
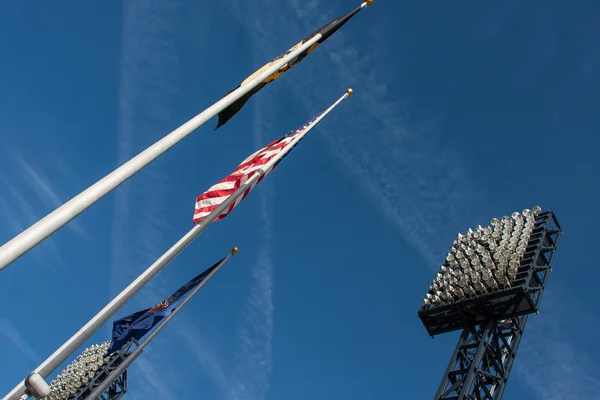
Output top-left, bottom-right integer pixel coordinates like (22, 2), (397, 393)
(0, 175), (64, 267)
(108, 0), (183, 396)
(223, 83), (276, 400)
(128, 351), (179, 400)
(518, 337), (600, 400)
(0, 318), (37, 362)
(225, 0), (485, 268)
(13, 153), (88, 237)
(0, 151), (89, 268)
(228, 201), (274, 400)
(515, 295), (600, 400)
(179, 328), (233, 393)
(108, 0), (182, 298)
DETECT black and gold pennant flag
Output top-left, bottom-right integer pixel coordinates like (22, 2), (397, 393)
(216, 1), (371, 129)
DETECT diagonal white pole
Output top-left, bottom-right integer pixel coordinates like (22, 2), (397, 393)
(3, 89), (352, 400)
(0, 34), (326, 273)
(84, 247), (237, 400)
(0, 1), (372, 273)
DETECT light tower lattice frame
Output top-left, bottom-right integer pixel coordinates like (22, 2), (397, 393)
(430, 210), (562, 399)
(434, 315), (527, 399)
(70, 339), (137, 400)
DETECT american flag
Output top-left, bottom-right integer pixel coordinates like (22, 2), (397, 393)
(192, 114), (322, 224)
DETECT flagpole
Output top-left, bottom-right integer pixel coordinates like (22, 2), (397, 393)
(0, 0), (373, 273)
(0, 38), (330, 274)
(3, 89), (352, 400)
(83, 247), (237, 400)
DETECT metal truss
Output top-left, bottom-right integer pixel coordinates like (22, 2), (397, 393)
(70, 340), (137, 400)
(511, 210), (562, 312)
(434, 315), (527, 400)
(92, 370), (127, 400)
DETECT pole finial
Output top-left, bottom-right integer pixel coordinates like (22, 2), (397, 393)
(232, 246), (239, 254)
(346, 88), (354, 96)
(365, 0), (373, 6)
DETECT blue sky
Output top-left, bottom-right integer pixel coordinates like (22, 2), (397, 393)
(1, 0), (599, 399)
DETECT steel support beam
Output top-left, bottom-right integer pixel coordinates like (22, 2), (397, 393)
(69, 340), (136, 400)
(434, 315), (527, 400)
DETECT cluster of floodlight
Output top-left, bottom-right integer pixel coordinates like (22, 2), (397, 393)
(421, 206), (542, 310)
(40, 341), (111, 400)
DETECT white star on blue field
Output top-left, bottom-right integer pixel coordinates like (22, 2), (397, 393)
(1, 1), (599, 399)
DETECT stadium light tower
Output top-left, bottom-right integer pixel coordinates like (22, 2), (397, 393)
(418, 206), (562, 399)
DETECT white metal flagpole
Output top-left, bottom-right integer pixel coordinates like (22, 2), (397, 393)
(3, 89), (352, 400)
(23, 248), (237, 400)
(0, 1), (373, 273)
(0, 35), (324, 273)
(83, 247), (238, 400)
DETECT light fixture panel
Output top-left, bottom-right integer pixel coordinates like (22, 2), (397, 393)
(420, 206), (542, 310)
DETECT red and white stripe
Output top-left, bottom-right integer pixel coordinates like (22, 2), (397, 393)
(192, 118), (317, 224)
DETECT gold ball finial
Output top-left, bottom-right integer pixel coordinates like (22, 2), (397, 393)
(346, 88), (354, 96)
(365, 0), (373, 6)
(232, 246), (239, 254)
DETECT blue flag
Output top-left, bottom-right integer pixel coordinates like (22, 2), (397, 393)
(106, 258), (222, 354)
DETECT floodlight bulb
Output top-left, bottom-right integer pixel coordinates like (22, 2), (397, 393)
(513, 223), (522, 231)
(523, 221), (533, 232)
(533, 205), (542, 215)
(515, 220), (524, 229)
